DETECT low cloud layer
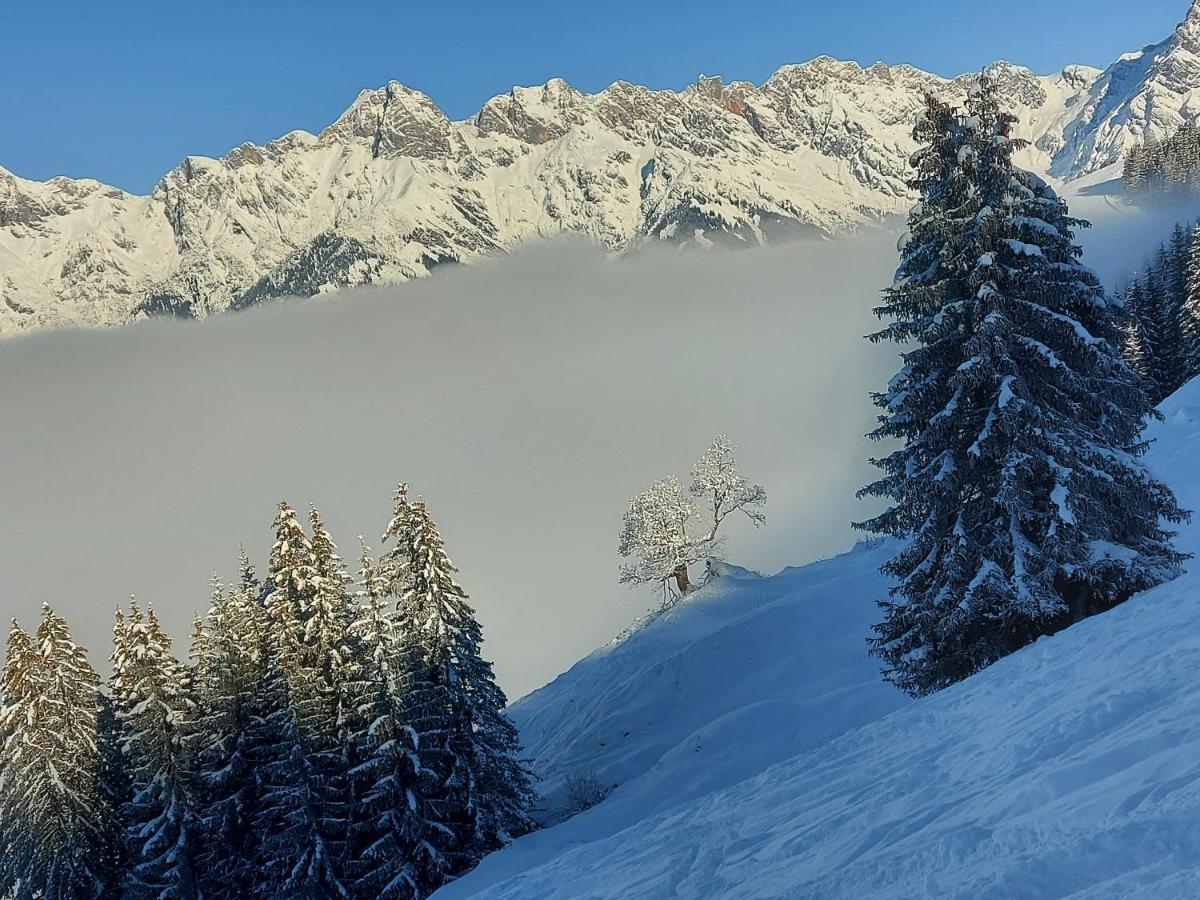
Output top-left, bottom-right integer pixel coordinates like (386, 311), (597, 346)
(0, 194), (1166, 699)
(0, 235), (903, 697)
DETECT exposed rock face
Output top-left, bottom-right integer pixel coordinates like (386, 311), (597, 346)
(3, 4), (1199, 336)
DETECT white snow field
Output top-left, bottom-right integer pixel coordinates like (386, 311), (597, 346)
(435, 380), (1200, 899)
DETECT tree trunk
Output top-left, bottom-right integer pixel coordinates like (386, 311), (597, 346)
(672, 564), (691, 594)
(1058, 579), (1094, 626)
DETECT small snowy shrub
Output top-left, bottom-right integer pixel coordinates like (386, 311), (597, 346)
(563, 769), (613, 816)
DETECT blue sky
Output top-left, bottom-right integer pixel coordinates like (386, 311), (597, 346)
(0, 0), (1190, 193)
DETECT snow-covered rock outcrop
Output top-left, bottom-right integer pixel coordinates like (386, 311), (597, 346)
(5, 2), (1200, 337)
(431, 377), (1200, 899)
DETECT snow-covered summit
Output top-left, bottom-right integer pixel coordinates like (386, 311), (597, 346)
(1052, 0), (1200, 177)
(320, 81), (461, 159)
(2, 5), (1199, 336)
(432, 377), (1200, 899)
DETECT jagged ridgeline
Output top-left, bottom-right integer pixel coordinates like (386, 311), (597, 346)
(0, 488), (535, 900)
(6, 0), (1200, 335)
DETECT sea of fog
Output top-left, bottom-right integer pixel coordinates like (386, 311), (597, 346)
(0, 188), (1182, 699)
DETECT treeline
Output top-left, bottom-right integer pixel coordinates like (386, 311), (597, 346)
(1123, 124), (1200, 198)
(0, 487), (534, 900)
(1118, 221), (1200, 403)
(858, 78), (1188, 697)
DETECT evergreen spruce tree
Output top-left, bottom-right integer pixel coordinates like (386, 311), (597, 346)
(1147, 140), (1168, 196)
(384, 489), (536, 885)
(1152, 232), (1190, 396)
(858, 78), (1189, 697)
(1123, 145), (1146, 193)
(0, 619), (39, 899)
(1142, 257), (1170, 396)
(1184, 222), (1200, 376)
(192, 559), (268, 899)
(112, 602), (204, 899)
(306, 507), (370, 884)
(1120, 314), (1154, 384)
(1122, 276), (1160, 395)
(0, 608), (114, 899)
(307, 506), (362, 764)
(253, 501), (351, 898)
(1123, 126), (1200, 199)
(96, 690), (130, 897)
(184, 612), (205, 700)
(1114, 218), (1200, 402)
(347, 537), (425, 899)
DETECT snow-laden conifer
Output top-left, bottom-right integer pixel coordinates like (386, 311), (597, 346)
(384, 490), (536, 884)
(1120, 315), (1154, 384)
(347, 536), (425, 899)
(112, 602), (204, 899)
(0, 608), (115, 899)
(253, 501), (351, 897)
(192, 556), (269, 898)
(1149, 230), (1191, 396)
(1122, 124), (1200, 198)
(1121, 276), (1159, 392)
(1184, 222), (1200, 376)
(0, 618), (39, 899)
(1115, 220), (1200, 402)
(306, 507), (362, 762)
(859, 78), (1188, 696)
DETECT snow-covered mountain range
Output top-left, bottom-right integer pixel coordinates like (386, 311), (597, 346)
(4, 1), (1200, 336)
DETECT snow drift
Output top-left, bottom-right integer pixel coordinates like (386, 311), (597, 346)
(435, 378), (1200, 898)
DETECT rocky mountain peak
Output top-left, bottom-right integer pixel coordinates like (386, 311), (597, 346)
(964, 62), (1049, 109)
(1059, 64), (1102, 89)
(474, 78), (585, 144)
(321, 81), (456, 159)
(1166, 0), (1200, 51)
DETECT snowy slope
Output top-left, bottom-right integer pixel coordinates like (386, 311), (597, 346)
(434, 380), (1200, 899)
(13, 4), (1200, 336)
(502, 551), (907, 824)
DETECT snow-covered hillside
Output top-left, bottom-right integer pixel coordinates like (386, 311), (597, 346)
(6, 1), (1200, 337)
(434, 379), (1200, 899)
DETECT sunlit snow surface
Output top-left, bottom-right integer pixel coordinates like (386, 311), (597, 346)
(437, 384), (1200, 898)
